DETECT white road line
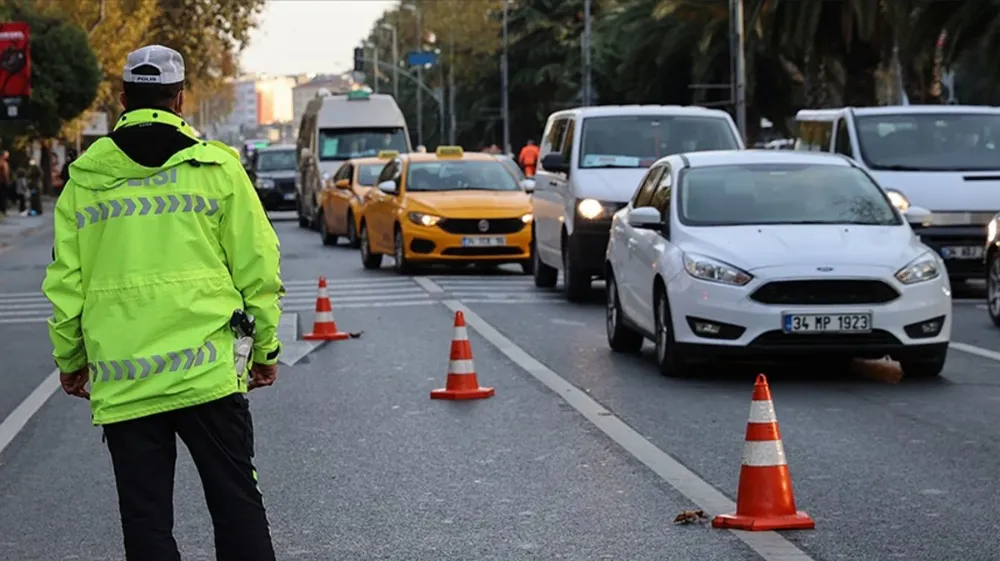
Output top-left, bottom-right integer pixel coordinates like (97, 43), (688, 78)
(449, 291), (561, 299)
(459, 298), (568, 305)
(413, 277), (445, 294)
(0, 316), (48, 325)
(283, 293), (430, 305)
(289, 300), (437, 310)
(283, 278), (413, 288)
(976, 305), (987, 311)
(283, 287), (428, 298)
(0, 369), (60, 459)
(950, 342), (1000, 362)
(443, 299), (816, 561)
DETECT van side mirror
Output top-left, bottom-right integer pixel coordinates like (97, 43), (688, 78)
(378, 180), (397, 194)
(541, 153), (568, 174)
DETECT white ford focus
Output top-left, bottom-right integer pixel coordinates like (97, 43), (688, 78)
(605, 150), (951, 377)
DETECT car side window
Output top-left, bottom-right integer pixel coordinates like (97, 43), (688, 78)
(334, 163), (349, 182)
(649, 165), (673, 216)
(560, 119), (576, 164)
(632, 165), (665, 208)
(834, 119), (852, 156)
(540, 118), (568, 158)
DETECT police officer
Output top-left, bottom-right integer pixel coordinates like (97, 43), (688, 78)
(42, 45), (283, 561)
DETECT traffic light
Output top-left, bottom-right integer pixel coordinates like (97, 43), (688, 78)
(353, 47), (365, 72)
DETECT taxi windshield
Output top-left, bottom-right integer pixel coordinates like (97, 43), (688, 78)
(357, 164), (385, 186)
(580, 115), (740, 169)
(678, 163), (902, 226)
(406, 160), (521, 192)
(255, 150), (296, 172)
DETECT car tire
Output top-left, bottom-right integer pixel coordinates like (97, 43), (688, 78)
(346, 212), (361, 249)
(393, 226), (413, 275)
(562, 236), (591, 303)
(606, 273), (644, 353)
(319, 212), (338, 246)
(900, 350), (947, 378)
(533, 235), (558, 288)
(987, 250), (1000, 327)
(360, 222), (382, 270)
(654, 286), (690, 377)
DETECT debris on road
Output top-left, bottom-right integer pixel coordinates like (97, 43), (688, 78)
(851, 355), (903, 384)
(673, 510), (708, 524)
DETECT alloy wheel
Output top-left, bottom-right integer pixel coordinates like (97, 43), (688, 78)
(606, 278), (618, 335)
(656, 297), (669, 364)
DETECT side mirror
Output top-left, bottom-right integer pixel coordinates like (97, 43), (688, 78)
(627, 206), (663, 230)
(335, 179), (351, 189)
(541, 153), (569, 174)
(377, 180), (397, 194)
(520, 178), (535, 193)
(903, 206), (931, 227)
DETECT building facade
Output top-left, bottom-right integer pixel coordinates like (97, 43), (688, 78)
(292, 74), (350, 133)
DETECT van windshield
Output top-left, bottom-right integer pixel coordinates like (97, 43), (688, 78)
(855, 113), (1000, 171)
(318, 128), (409, 161)
(579, 115), (740, 169)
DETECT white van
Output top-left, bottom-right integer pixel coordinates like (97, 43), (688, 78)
(795, 106), (1000, 284)
(531, 105), (744, 301)
(296, 89), (412, 229)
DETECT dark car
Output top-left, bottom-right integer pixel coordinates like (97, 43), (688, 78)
(247, 144), (298, 211)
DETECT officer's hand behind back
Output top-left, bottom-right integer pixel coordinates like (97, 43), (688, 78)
(248, 363), (277, 390)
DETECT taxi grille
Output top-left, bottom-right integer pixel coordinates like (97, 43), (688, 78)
(749, 280), (899, 305)
(438, 218), (526, 235)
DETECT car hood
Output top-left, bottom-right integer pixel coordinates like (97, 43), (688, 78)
(256, 170), (297, 180)
(679, 225), (927, 272)
(406, 190), (532, 216)
(575, 169), (649, 202)
(870, 170), (1000, 211)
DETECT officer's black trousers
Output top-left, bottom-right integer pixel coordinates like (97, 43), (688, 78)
(103, 393), (277, 561)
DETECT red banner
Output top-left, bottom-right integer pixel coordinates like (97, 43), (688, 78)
(0, 22), (30, 121)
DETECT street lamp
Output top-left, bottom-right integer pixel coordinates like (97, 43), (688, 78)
(402, 2), (424, 148)
(380, 22), (399, 100)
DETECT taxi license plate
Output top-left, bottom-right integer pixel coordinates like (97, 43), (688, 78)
(462, 236), (506, 247)
(940, 245), (982, 260)
(782, 313), (872, 334)
(283, 192), (296, 201)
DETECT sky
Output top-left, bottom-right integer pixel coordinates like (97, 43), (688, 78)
(240, 0), (398, 76)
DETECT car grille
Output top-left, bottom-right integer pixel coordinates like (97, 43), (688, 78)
(749, 280), (899, 305)
(438, 218), (526, 235)
(274, 179), (296, 193)
(750, 329), (901, 348)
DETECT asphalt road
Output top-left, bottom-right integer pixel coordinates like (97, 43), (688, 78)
(2, 212), (1000, 560)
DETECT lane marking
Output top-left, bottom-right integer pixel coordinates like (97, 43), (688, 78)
(460, 298), (569, 305)
(442, 300), (815, 561)
(950, 341), (1000, 362)
(0, 369), (60, 459)
(413, 277), (445, 294)
(0, 316), (49, 325)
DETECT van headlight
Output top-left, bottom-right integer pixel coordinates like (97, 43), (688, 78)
(408, 212), (441, 227)
(576, 198), (619, 219)
(886, 189), (910, 212)
(255, 178), (275, 189)
(988, 212), (1000, 243)
(682, 253), (753, 286)
(895, 251), (940, 284)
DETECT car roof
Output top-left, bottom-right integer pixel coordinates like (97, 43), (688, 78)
(797, 105), (1000, 121)
(547, 104), (733, 121)
(402, 151), (497, 163)
(674, 149), (855, 168)
(348, 157), (391, 166)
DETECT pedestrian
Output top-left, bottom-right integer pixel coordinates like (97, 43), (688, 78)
(518, 139), (540, 177)
(0, 150), (10, 215)
(13, 168), (28, 214)
(26, 160), (42, 216)
(41, 45), (284, 561)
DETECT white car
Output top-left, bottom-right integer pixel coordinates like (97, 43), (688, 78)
(604, 150), (952, 378)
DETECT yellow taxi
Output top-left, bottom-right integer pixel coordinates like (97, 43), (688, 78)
(357, 146), (535, 274)
(318, 150), (397, 247)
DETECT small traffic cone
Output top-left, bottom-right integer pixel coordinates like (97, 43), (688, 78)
(712, 374), (814, 531)
(302, 276), (350, 341)
(430, 311), (494, 400)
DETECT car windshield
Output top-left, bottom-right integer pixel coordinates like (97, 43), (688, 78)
(855, 113), (1000, 171)
(678, 163), (902, 226)
(357, 164), (385, 186)
(255, 150), (296, 172)
(579, 115), (741, 169)
(497, 156), (524, 180)
(406, 160), (521, 192)
(318, 128), (409, 161)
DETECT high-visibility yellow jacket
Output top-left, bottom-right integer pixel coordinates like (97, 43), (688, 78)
(43, 109), (284, 425)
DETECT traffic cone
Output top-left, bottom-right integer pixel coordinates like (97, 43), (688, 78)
(712, 374), (814, 531)
(430, 311), (495, 400)
(302, 276), (350, 341)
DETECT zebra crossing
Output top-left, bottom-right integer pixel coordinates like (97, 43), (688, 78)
(424, 275), (568, 304)
(0, 291), (51, 325)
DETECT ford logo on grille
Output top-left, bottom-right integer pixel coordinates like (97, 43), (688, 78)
(816, 266), (833, 272)
(478, 219), (489, 232)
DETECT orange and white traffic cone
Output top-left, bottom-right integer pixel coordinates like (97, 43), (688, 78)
(712, 374), (814, 531)
(302, 276), (350, 341)
(430, 311), (495, 400)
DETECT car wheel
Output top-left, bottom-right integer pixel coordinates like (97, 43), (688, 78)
(900, 350), (947, 378)
(360, 222), (382, 270)
(562, 237), (591, 303)
(533, 235), (558, 288)
(346, 212), (361, 249)
(988, 251), (1000, 327)
(654, 288), (690, 377)
(606, 273), (644, 353)
(393, 226), (413, 275)
(319, 212), (338, 246)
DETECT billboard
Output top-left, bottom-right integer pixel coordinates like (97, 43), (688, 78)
(0, 22), (29, 121)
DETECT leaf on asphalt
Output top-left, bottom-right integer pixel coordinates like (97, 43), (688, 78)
(348, 331), (364, 339)
(673, 510), (709, 524)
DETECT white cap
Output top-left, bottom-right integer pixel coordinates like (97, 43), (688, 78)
(122, 45), (185, 85)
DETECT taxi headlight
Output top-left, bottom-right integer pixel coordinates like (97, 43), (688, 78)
(895, 252), (940, 284)
(521, 213), (533, 223)
(577, 198), (605, 219)
(408, 212), (441, 227)
(682, 253), (753, 286)
(886, 189), (910, 212)
(255, 178), (275, 189)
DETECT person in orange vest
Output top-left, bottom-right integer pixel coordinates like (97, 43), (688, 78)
(518, 139), (540, 177)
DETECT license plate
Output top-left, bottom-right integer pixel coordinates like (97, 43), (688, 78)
(782, 313), (872, 333)
(940, 245), (982, 260)
(283, 193), (296, 201)
(461, 236), (506, 247)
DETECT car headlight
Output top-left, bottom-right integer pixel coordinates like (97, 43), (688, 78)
(989, 212), (1000, 243)
(576, 198), (622, 220)
(895, 251), (940, 284)
(885, 189), (910, 212)
(255, 178), (275, 189)
(521, 213), (533, 223)
(682, 253), (753, 286)
(408, 212), (441, 227)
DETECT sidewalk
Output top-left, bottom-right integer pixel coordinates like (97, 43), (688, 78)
(0, 197), (56, 252)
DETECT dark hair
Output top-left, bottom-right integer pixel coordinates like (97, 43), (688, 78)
(121, 64), (183, 110)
